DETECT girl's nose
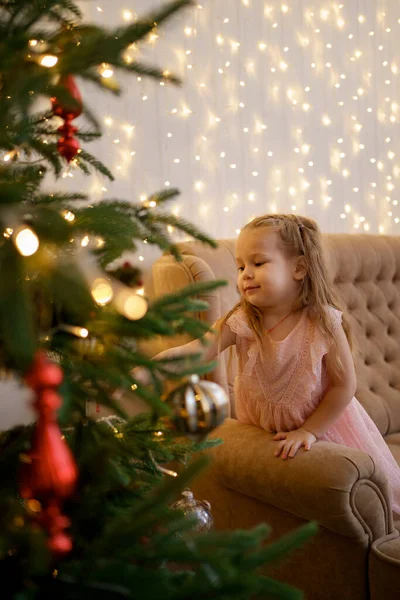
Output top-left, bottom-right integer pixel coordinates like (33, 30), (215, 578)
(243, 268), (253, 279)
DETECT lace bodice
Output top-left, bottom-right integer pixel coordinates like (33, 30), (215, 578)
(226, 306), (340, 431)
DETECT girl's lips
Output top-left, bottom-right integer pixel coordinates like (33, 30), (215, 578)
(245, 286), (260, 292)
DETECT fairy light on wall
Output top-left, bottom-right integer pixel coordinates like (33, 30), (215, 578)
(59, 0), (400, 277)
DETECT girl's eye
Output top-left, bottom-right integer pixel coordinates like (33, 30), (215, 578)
(237, 267), (244, 272)
(255, 262), (264, 267)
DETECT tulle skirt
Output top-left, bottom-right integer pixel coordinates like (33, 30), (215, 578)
(321, 397), (400, 516)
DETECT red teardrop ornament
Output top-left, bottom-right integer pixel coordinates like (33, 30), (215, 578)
(51, 75), (83, 121)
(19, 351), (78, 557)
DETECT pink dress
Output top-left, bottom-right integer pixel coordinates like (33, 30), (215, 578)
(227, 305), (400, 515)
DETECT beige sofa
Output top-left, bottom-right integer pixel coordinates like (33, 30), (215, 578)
(151, 234), (400, 600)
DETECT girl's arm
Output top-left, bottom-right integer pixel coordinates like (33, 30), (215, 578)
(153, 320), (236, 362)
(301, 324), (357, 438)
(132, 321), (236, 384)
(274, 323), (356, 459)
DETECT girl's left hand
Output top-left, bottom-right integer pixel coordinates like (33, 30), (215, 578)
(273, 428), (317, 459)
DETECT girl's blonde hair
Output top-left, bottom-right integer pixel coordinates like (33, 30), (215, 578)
(219, 213), (353, 376)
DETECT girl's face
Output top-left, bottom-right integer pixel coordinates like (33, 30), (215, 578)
(235, 227), (305, 310)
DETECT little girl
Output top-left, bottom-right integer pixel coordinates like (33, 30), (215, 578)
(144, 213), (400, 515)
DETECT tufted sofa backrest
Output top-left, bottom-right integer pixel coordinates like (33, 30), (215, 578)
(152, 234), (400, 436)
(324, 235), (400, 436)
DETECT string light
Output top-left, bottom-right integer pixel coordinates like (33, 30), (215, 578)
(59, 325), (89, 338)
(39, 55), (58, 67)
(14, 227), (39, 256)
(100, 63), (113, 78)
(115, 290), (148, 320)
(122, 9), (134, 22)
(3, 149), (18, 162)
(121, 294), (148, 320)
(62, 210), (75, 222)
(73, 2), (400, 238)
(91, 278), (113, 305)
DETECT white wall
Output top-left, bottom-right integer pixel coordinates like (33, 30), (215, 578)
(4, 0), (400, 427)
(71, 0), (400, 246)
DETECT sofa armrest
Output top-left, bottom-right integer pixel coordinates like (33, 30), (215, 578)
(152, 253), (223, 325)
(150, 253), (229, 396)
(369, 528), (400, 600)
(206, 418), (394, 542)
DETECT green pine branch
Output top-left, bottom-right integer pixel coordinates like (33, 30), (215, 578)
(35, 192), (87, 204)
(0, 2), (317, 597)
(116, 60), (181, 85)
(76, 149), (115, 180)
(0, 0), (193, 181)
(1, 0), (82, 30)
(28, 139), (64, 175)
(0, 164), (45, 204)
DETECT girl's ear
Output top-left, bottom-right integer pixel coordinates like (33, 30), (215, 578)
(293, 256), (307, 281)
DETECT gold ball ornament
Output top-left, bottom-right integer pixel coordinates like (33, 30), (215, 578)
(165, 374), (229, 441)
(170, 489), (213, 532)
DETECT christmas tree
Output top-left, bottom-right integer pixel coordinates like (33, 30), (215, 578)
(0, 1), (316, 598)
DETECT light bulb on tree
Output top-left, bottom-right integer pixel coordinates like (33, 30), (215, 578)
(100, 63), (114, 78)
(59, 324), (89, 338)
(115, 289), (148, 320)
(14, 227), (39, 256)
(62, 210), (75, 222)
(91, 278), (113, 305)
(40, 54), (58, 67)
(123, 294), (147, 320)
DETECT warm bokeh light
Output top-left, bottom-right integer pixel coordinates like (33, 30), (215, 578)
(115, 289), (148, 320)
(39, 54), (58, 67)
(14, 227), (39, 256)
(91, 278), (113, 305)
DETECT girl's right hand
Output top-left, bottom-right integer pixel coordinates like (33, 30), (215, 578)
(273, 428), (317, 459)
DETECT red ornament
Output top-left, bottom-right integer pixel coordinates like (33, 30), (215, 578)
(24, 351), (63, 389)
(57, 133), (80, 162)
(51, 75), (83, 121)
(19, 351), (78, 558)
(51, 75), (83, 163)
